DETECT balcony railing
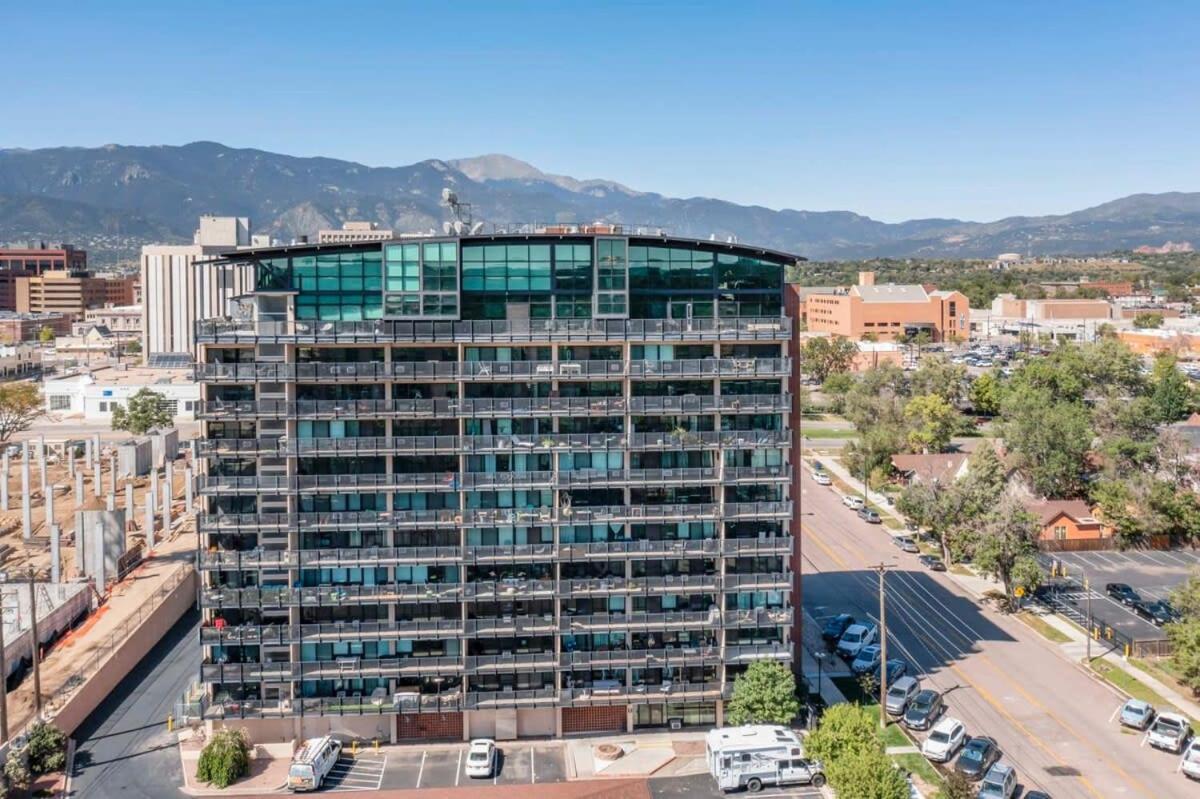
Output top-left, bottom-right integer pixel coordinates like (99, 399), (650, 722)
(723, 573), (792, 591)
(198, 692), (464, 720)
(198, 547), (464, 571)
(465, 617), (557, 635)
(557, 467), (719, 488)
(465, 652), (557, 671)
(195, 317), (791, 345)
(724, 643), (792, 663)
(199, 620), (463, 646)
(562, 681), (725, 705)
(560, 611), (717, 631)
(562, 575), (719, 595)
(560, 646), (720, 668)
(722, 466), (792, 483)
(201, 656), (463, 683)
(195, 394), (790, 420)
(462, 687), (558, 709)
(200, 583), (464, 609)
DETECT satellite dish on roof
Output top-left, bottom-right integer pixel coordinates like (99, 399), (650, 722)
(453, 220), (465, 235)
(441, 187), (458, 205)
(442, 221), (453, 235)
(469, 221), (484, 235)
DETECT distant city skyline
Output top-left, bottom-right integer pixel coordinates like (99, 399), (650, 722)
(2, 0), (1198, 222)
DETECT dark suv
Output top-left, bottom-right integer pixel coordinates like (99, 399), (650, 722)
(1106, 583), (1141, 606)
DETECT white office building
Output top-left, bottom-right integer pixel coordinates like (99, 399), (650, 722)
(140, 216), (255, 360)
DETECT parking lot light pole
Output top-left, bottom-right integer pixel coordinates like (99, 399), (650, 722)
(1085, 577), (1092, 662)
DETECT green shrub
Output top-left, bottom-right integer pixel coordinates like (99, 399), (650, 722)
(26, 722), (68, 775)
(3, 751), (29, 792)
(196, 728), (251, 788)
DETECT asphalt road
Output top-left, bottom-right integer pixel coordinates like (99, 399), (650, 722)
(798, 469), (1188, 799)
(68, 608), (200, 799)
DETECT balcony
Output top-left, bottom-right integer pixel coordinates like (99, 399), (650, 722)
(724, 501), (792, 520)
(195, 394), (790, 420)
(200, 583), (464, 609)
(557, 467), (718, 488)
(557, 539), (720, 559)
(724, 643), (792, 664)
(196, 473), (464, 494)
(195, 317), (792, 345)
(465, 617), (557, 636)
(723, 607), (792, 627)
(201, 656), (463, 684)
(199, 620), (464, 646)
(722, 466), (792, 484)
(627, 358), (790, 379)
(198, 692), (464, 720)
(723, 573), (792, 591)
(462, 580), (555, 601)
(562, 681), (725, 705)
(562, 575), (719, 596)
(198, 547), (463, 571)
(464, 543), (556, 563)
(462, 687), (558, 709)
(465, 652), (557, 672)
(560, 646), (720, 668)
(559, 611), (717, 632)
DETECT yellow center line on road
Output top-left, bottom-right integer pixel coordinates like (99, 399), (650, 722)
(800, 521), (1109, 799)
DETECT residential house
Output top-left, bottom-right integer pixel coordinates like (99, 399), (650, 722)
(1023, 499), (1107, 542)
(890, 452), (971, 485)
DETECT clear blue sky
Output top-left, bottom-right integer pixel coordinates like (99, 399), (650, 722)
(3, 0), (1198, 221)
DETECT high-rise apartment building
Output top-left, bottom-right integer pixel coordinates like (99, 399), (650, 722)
(15, 270), (137, 319)
(195, 227), (798, 742)
(0, 244), (88, 311)
(141, 216), (255, 359)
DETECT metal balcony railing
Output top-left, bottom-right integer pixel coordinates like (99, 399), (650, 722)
(462, 687), (558, 709)
(560, 646), (720, 668)
(562, 681), (724, 704)
(724, 643), (792, 663)
(559, 611), (717, 631)
(724, 501), (792, 519)
(465, 652), (557, 671)
(561, 575), (719, 595)
(195, 316), (791, 345)
(465, 617), (557, 635)
(198, 547), (464, 571)
(199, 620), (464, 646)
(722, 465), (792, 483)
(194, 394), (790, 420)
(199, 692), (464, 720)
(557, 467), (718, 488)
(557, 539), (720, 559)
(464, 543), (556, 561)
(723, 573), (792, 591)
(200, 583), (465, 609)
(201, 656), (463, 683)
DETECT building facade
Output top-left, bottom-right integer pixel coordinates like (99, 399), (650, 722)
(141, 217), (255, 359)
(0, 312), (71, 342)
(0, 245), (88, 311)
(194, 229), (797, 742)
(803, 272), (969, 343)
(15, 271), (137, 319)
(317, 221), (395, 244)
(43, 366), (199, 421)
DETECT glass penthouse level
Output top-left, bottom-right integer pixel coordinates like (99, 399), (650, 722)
(194, 227), (799, 741)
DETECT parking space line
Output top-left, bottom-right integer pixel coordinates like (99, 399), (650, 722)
(416, 751), (426, 788)
(531, 745), (536, 783)
(456, 748), (462, 786)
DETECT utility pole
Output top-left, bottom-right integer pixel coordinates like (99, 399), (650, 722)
(0, 594), (7, 744)
(1085, 576), (1092, 662)
(875, 562), (891, 730)
(28, 568), (41, 717)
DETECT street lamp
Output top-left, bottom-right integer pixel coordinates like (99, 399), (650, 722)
(814, 651), (826, 700)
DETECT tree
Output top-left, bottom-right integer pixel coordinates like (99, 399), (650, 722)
(125, 339), (142, 354)
(1133, 312), (1165, 329)
(999, 385), (1093, 498)
(805, 704), (907, 799)
(37, 326), (55, 343)
(909, 356), (968, 404)
(895, 447), (1005, 564)
(111, 388), (173, 435)
(1166, 616), (1200, 696)
(1149, 352), (1195, 423)
(821, 372), (855, 415)
(940, 770), (976, 799)
(25, 722), (67, 775)
(970, 497), (1042, 611)
(802, 336), (859, 382)
(725, 661), (800, 726)
(0, 383), (43, 444)
(969, 371), (1002, 416)
(196, 728), (251, 789)
(903, 393), (959, 453)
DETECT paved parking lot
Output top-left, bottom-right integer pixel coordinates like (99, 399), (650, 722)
(378, 742), (566, 790)
(1040, 549), (1200, 641)
(324, 755), (387, 792)
(651, 772), (822, 799)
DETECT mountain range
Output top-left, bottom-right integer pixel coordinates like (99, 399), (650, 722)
(0, 142), (1196, 266)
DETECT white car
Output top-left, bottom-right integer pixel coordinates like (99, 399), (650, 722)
(465, 738), (497, 778)
(812, 471), (832, 486)
(835, 623), (878, 659)
(842, 495), (865, 510)
(1181, 739), (1200, 781)
(850, 644), (882, 675)
(921, 717), (966, 763)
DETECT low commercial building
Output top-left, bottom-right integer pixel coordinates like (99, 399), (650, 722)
(43, 365), (199, 422)
(1039, 280), (1136, 298)
(0, 244), (88, 311)
(76, 304), (142, 341)
(803, 272), (969, 342)
(0, 311), (71, 342)
(1117, 328), (1200, 357)
(0, 343), (42, 377)
(990, 295), (1113, 321)
(1023, 499), (1106, 543)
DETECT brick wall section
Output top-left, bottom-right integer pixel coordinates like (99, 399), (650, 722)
(397, 711), (463, 740)
(562, 706), (626, 734)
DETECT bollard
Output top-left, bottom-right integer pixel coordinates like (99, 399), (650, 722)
(373, 738), (380, 752)
(167, 715), (174, 732)
(351, 740), (359, 758)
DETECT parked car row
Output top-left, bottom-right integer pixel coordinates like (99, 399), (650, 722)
(1117, 698), (1199, 780)
(1105, 582), (1182, 627)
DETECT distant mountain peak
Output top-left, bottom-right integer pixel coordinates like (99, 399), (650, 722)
(448, 153), (642, 197)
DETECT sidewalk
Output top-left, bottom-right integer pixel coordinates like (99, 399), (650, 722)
(797, 608), (851, 706)
(178, 730), (291, 796)
(565, 730), (708, 781)
(807, 454), (907, 531)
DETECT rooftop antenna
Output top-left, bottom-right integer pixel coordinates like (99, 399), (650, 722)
(442, 221), (453, 236)
(441, 187), (473, 228)
(469, 221), (485, 235)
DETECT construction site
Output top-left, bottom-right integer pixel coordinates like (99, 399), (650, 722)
(0, 430), (198, 747)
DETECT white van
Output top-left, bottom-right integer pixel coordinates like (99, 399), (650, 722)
(287, 735), (342, 792)
(706, 725), (803, 782)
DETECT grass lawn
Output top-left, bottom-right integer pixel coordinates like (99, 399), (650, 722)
(1016, 611), (1072, 644)
(1129, 657), (1199, 705)
(800, 426), (859, 439)
(1089, 659), (1200, 734)
(895, 752), (944, 791)
(949, 564), (974, 577)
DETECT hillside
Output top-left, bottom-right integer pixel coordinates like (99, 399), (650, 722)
(0, 142), (1196, 265)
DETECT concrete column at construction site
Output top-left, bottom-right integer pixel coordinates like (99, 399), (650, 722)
(109, 454), (117, 496)
(165, 461), (174, 497)
(74, 471), (84, 506)
(144, 495), (155, 553)
(84, 437), (91, 468)
(184, 467), (194, 509)
(161, 478), (171, 534)
(149, 470), (158, 512)
(49, 524), (60, 584)
(37, 437), (47, 499)
(92, 454), (101, 498)
(106, 493), (115, 512)
(1, 451), (9, 511)
(93, 522), (106, 589)
(68, 451), (75, 479)
(45, 483), (55, 534)
(20, 442), (31, 540)
(125, 482), (134, 517)
(92, 435), (101, 470)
